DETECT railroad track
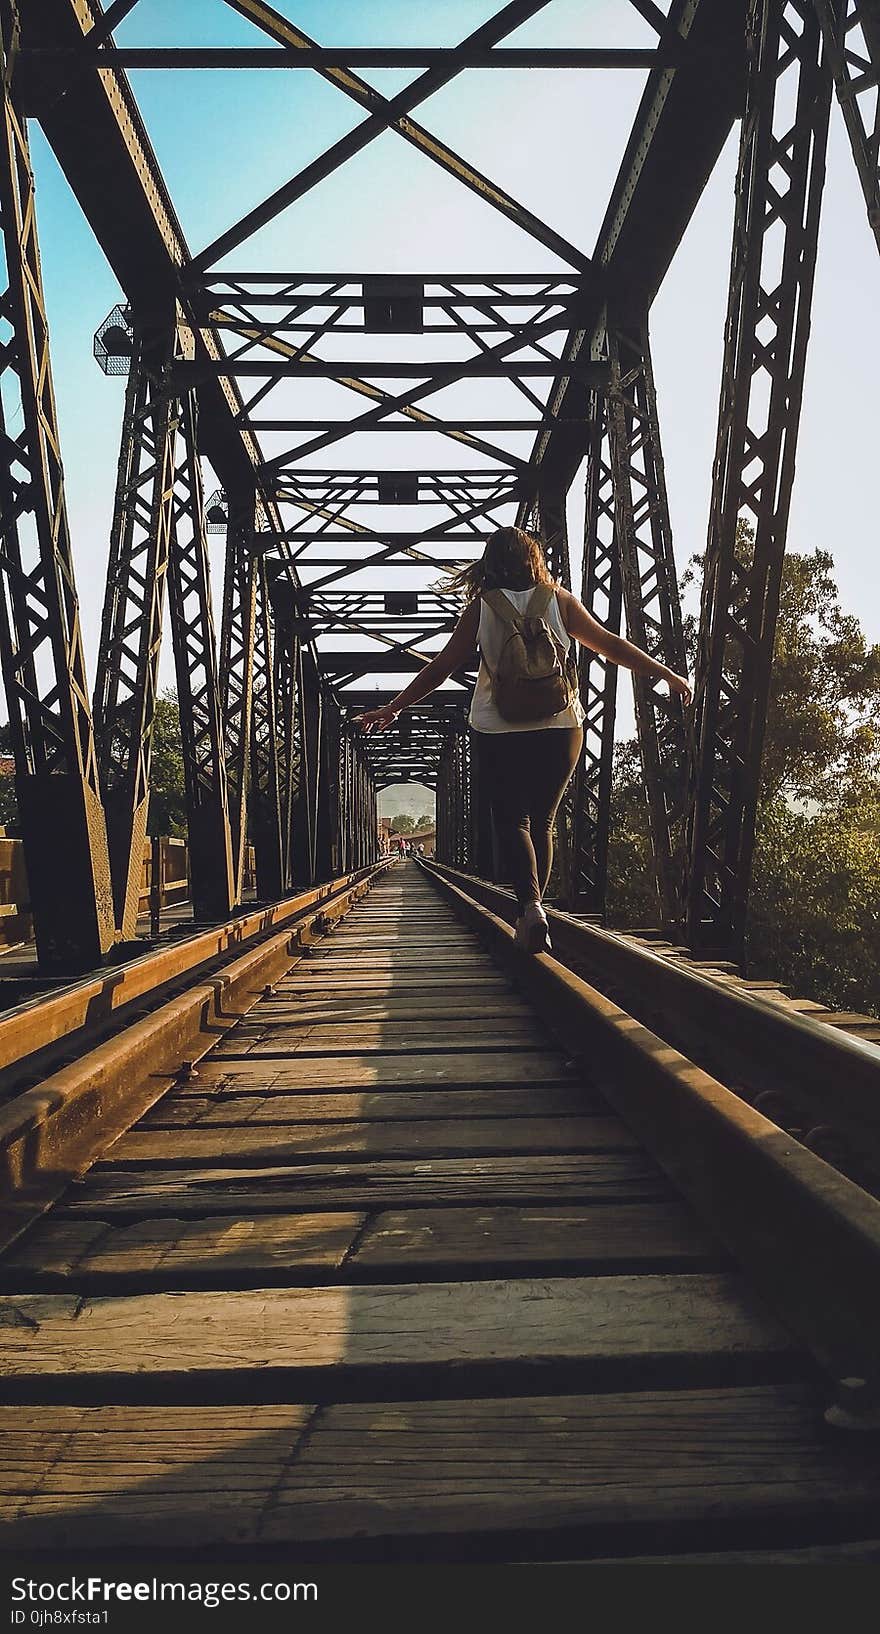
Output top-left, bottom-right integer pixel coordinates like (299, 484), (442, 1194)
(1, 859), (879, 1562)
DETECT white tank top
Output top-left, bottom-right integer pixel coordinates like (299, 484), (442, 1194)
(468, 585), (586, 735)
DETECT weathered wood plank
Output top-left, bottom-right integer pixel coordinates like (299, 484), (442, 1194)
(223, 1020), (546, 1051)
(0, 1202), (720, 1289)
(0, 1274), (790, 1380)
(1, 1214), (364, 1286)
(349, 1203), (720, 1272)
(5, 1388), (876, 1552)
(195, 1051), (573, 1088)
(101, 1115), (639, 1167)
(277, 973), (515, 986)
(248, 1001), (534, 1025)
(58, 1154), (668, 1215)
(137, 1086), (597, 1130)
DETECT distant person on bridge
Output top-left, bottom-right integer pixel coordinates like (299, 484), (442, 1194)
(356, 527), (691, 955)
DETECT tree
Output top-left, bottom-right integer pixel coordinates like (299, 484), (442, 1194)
(389, 813), (416, 834)
(607, 536), (880, 1015)
(148, 689), (188, 836)
(0, 771), (17, 830)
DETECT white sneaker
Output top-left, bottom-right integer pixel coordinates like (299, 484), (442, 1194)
(516, 901), (551, 954)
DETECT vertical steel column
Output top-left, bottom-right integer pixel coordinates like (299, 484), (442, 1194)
(352, 737), (367, 870)
(314, 691), (340, 881)
(0, 33), (115, 970)
(536, 483), (572, 588)
(364, 758), (377, 864)
(93, 325), (177, 941)
(167, 392), (234, 922)
(606, 321), (689, 929)
(567, 392), (622, 915)
(436, 733), (454, 865)
(687, 0), (831, 953)
(351, 742), (363, 869)
(453, 722), (471, 869)
(249, 555), (284, 899)
(290, 648), (321, 885)
(538, 479), (576, 899)
(219, 496), (257, 903)
(814, 0), (880, 256)
(337, 723), (353, 875)
(273, 618), (299, 890)
(469, 729), (495, 880)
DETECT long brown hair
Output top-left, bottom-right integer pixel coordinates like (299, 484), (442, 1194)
(440, 526), (555, 602)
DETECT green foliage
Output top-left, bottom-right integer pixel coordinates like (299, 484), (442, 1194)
(606, 740), (656, 928)
(0, 774), (17, 829)
(608, 539), (880, 1015)
(148, 690), (187, 837)
(747, 797), (880, 1014)
(389, 813), (416, 834)
(0, 697), (188, 837)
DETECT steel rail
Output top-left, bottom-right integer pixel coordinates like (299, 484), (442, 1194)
(420, 859), (880, 1395)
(0, 860), (392, 1251)
(424, 862), (880, 1189)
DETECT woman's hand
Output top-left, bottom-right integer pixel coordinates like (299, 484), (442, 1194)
(666, 671), (693, 708)
(354, 704), (400, 735)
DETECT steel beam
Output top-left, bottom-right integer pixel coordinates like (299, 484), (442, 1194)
(167, 392), (235, 922)
(0, 23), (115, 971)
(567, 394), (622, 915)
(315, 695), (341, 882)
(249, 557), (284, 899)
(198, 1), (592, 274)
(815, 0), (880, 256)
(606, 321), (689, 929)
(28, 47), (693, 70)
(290, 649), (322, 886)
(687, 0), (832, 953)
(93, 328), (180, 939)
(219, 499), (257, 902)
(272, 618), (299, 890)
(528, 0), (747, 496)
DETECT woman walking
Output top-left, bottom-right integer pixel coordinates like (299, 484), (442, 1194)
(356, 526), (691, 954)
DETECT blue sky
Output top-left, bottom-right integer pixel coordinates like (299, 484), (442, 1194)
(28, 0), (880, 769)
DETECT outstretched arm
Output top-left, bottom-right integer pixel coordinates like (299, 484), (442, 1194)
(557, 586), (692, 706)
(355, 600), (481, 734)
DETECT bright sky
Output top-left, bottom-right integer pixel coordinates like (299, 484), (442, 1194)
(28, 0), (880, 785)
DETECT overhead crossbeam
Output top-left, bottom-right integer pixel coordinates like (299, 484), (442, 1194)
(195, 1), (592, 273)
(27, 47), (702, 70)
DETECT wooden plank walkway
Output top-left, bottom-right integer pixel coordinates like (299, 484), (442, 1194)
(0, 862), (878, 1561)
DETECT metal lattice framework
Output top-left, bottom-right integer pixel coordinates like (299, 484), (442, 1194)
(0, 9), (115, 970)
(687, 0), (834, 951)
(93, 322), (178, 937)
(0, 0), (874, 969)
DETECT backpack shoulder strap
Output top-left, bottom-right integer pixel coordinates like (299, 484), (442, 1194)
(526, 583), (555, 620)
(483, 589), (522, 628)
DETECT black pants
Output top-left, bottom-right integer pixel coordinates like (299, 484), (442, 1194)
(475, 726), (583, 910)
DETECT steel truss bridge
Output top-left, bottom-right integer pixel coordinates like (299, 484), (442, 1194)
(0, 0), (877, 973)
(2, 0), (880, 1565)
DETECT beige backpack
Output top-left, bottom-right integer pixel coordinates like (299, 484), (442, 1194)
(483, 585), (578, 724)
